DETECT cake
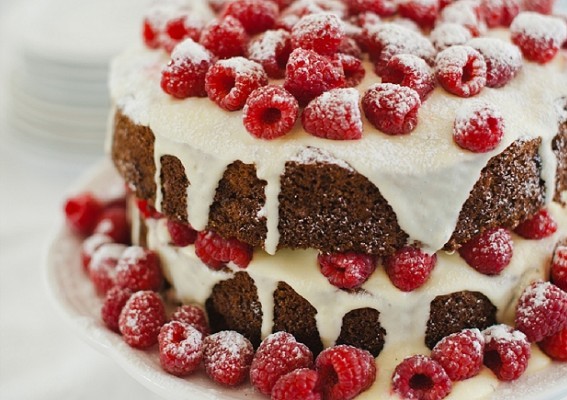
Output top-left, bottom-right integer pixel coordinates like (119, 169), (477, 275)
(66, 0), (567, 398)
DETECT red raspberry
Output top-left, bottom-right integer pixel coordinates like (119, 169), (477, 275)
(515, 280), (567, 342)
(209, 0), (229, 13)
(284, 48), (346, 106)
(81, 233), (112, 272)
(205, 57), (268, 111)
(171, 304), (210, 336)
(271, 368), (322, 400)
(522, 0), (555, 14)
(453, 101), (505, 153)
(430, 23), (472, 52)
(480, 0), (520, 27)
(539, 327), (567, 361)
(64, 192), (103, 236)
(316, 345), (376, 400)
(332, 53), (365, 87)
(435, 45), (487, 97)
(438, 1), (484, 37)
(483, 324), (531, 381)
(302, 88), (363, 141)
(202, 330), (254, 386)
(194, 230), (253, 270)
(115, 246), (163, 292)
(317, 251), (376, 289)
(119, 291), (167, 349)
(282, 0), (348, 20)
(397, 0), (440, 29)
(510, 12), (567, 64)
(344, 0), (397, 16)
(163, 15), (205, 53)
(458, 227), (513, 275)
(143, 18), (160, 49)
(392, 355), (452, 400)
(94, 207), (130, 245)
(338, 37), (363, 59)
(167, 219), (197, 247)
(384, 246), (437, 292)
(158, 321), (204, 376)
(200, 16), (249, 60)
(362, 83), (421, 135)
(514, 208), (558, 240)
(88, 243), (127, 295)
(247, 29), (292, 79)
(101, 286), (132, 332)
(551, 242), (567, 292)
(135, 198), (163, 220)
(249, 331), (314, 396)
(291, 13), (345, 56)
(221, 0), (278, 35)
(381, 54), (435, 101)
(467, 38), (522, 88)
(243, 85), (299, 140)
(161, 39), (215, 99)
(431, 328), (485, 381)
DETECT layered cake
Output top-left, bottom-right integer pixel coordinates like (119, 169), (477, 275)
(74, 0), (567, 398)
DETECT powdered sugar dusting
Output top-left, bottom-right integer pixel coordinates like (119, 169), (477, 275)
(290, 146), (353, 171)
(511, 12), (567, 44)
(430, 23), (473, 52)
(248, 29), (289, 63)
(217, 57), (266, 78)
(484, 324), (527, 343)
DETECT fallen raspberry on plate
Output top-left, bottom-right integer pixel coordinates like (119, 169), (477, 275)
(171, 304), (210, 336)
(158, 321), (204, 376)
(514, 208), (558, 240)
(115, 246), (163, 292)
(392, 354), (452, 400)
(318, 251), (376, 289)
(101, 286), (133, 332)
(453, 100), (505, 153)
(119, 291), (167, 349)
(64, 192), (103, 236)
(202, 330), (254, 386)
(89, 243), (128, 295)
(458, 227), (513, 275)
(435, 45), (487, 97)
(385, 246), (437, 291)
(431, 328), (485, 381)
(483, 324), (531, 381)
(271, 368), (322, 400)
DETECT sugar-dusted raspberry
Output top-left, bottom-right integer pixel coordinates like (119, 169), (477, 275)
(200, 16), (249, 60)
(94, 207), (130, 245)
(283, 0), (348, 20)
(135, 198), (163, 220)
(397, 0), (440, 29)
(338, 37), (363, 59)
(332, 53), (365, 87)
(81, 233), (112, 272)
(64, 192), (103, 236)
(381, 54), (435, 101)
(467, 37), (522, 88)
(89, 243), (127, 295)
(539, 327), (567, 361)
(250, 331), (314, 396)
(166, 219), (197, 247)
(317, 251), (376, 289)
(392, 355), (452, 400)
(453, 100), (505, 153)
(551, 242), (567, 292)
(171, 304), (210, 336)
(119, 290), (167, 349)
(243, 85), (299, 140)
(115, 246), (163, 292)
(510, 12), (567, 64)
(291, 13), (345, 56)
(302, 88), (363, 141)
(483, 324), (531, 381)
(430, 23), (472, 52)
(435, 45), (487, 97)
(272, 368), (322, 400)
(161, 38), (215, 99)
(284, 48), (346, 106)
(101, 286), (132, 332)
(221, 0), (278, 35)
(316, 345), (376, 400)
(202, 330), (254, 386)
(438, 1), (485, 37)
(247, 29), (292, 79)
(344, 0), (397, 16)
(384, 246), (437, 292)
(164, 15), (203, 45)
(205, 57), (268, 111)
(158, 321), (204, 376)
(522, 0), (555, 14)
(194, 230), (253, 270)
(458, 227), (513, 275)
(480, 0), (520, 28)
(515, 280), (567, 342)
(362, 83), (421, 135)
(431, 328), (485, 381)
(514, 208), (558, 240)
(209, 0), (229, 13)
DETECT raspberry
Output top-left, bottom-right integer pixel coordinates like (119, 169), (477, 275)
(81, 233), (112, 272)
(539, 327), (567, 361)
(438, 1), (484, 37)
(200, 16), (249, 60)
(551, 242), (567, 292)
(302, 88), (363, 141)
(271, 368), (322, 400)
(64, 192), (103, 236)
(431, 328), (485, 381)
(93, 207), (130, 245)
(480, 0), (520, 27)
(510, 12), (567, 64)
(115, 246), (163, 292)
(338, 37), (363, 59)
(384, 246), (437, 292)
(522, 0), (555, 14)
(194, 230), (253, 270)
(453, 101), (505, 153)
(171, 304), (210, 336)
(362, 83), (421, 135)
(430, 23), (472, 52)
(284, 48), (346, 106)
(205, 57), (268, 111)
(249, 331), (314, 396)
(209, 0), (229, 13)
(316, 345), (376, 400)
(435, 45), (487, 97)
(381, 54), (435, 101)
(161, 39), (215, 99)
(143, 18), (160, 49)
(397, 0), (440, 29)
(202, 331), (254, 386)
(158, 321), (204, 376)
(317, 251), (376, 289)
(163, 15), (205, 53)
(88, 243), (127, 295)
(467, 37), (522, 88)
(221, 0), (278, 35)
(283, 0), (348, 20)
(166, 219), (197, 247)
(344, 0), (397, 16)
(247, 29), (292, 79)
(514, 208), (558, 240)
(243, 85), (299, 140)
(135, 198), (163, 220)
(101, 287), (132, 332)
(515, 280), (567, 342)
(119, 291), (167, 349)
(332, 53), (365, 87)
(483, 324), (531, 381)
(458, 227), (513, 275)
(392, 355), (452, 400)
(291, 13), (345, 56)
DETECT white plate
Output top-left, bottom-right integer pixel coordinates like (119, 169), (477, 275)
(45, 160), (567, 400)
